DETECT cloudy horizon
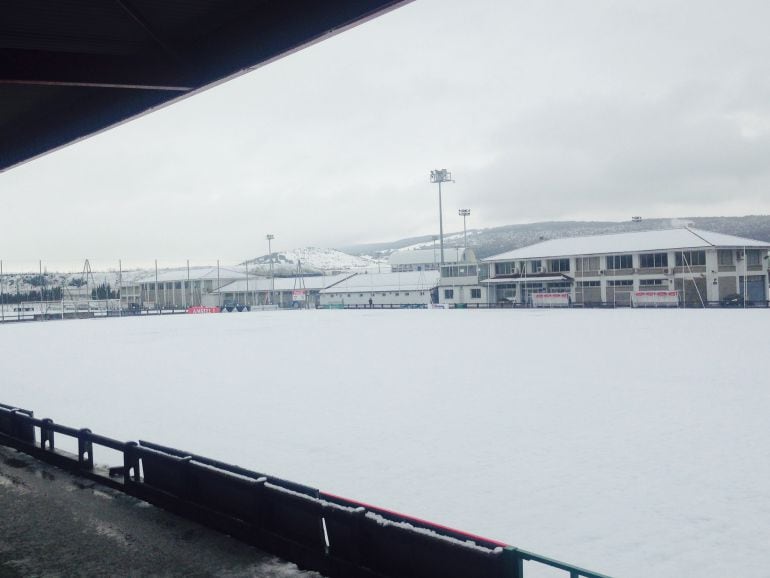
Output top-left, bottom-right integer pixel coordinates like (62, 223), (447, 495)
(2, 0), (769, 268)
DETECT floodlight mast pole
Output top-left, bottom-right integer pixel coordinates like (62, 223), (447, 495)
(266, 234), (275, 305)
(459, 208), (470, 251)
(430, 169), (453, 266)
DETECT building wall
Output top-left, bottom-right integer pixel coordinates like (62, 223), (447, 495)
(320, 289), (433, 307)
(121, 277), (238, 309)
(438, 274), (487, 305)
(484, 247), (770, 307)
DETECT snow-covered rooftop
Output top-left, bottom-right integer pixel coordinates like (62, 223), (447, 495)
(215, 274), (354, 293)
(389, 247), (472, 266)
(320, 271), (440, 293)
(131, 266), (247, 284)
(485, 228), (770, 261)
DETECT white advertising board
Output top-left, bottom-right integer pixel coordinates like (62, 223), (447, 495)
(632, 290), (679, 307)
(532, 292), (570, 307)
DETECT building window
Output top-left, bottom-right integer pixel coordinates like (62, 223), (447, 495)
(495, 262), (513, 276)
(405, 292), (410, 296)
(606, 255), (632, 270)
(576, 257), (601, 272)
(639, 279), (666, 286)
(547, 258), (570, 272)
(395, 293), (400, 296)
(381, 293), (386, 297)
(577, 281), (600, 287)
(747, 250), (761, 266)
(530, 260), (542, 273)
(359, 294), (363, 297)
(718, 250), (733, 266)
(608, 280), (633, 287)
(470, 288), (481, 299)
(442, 265), (476, 277)
(675, 251), (706, 267)
(639, 253), (668, 268)
(444, 289), (454, 299)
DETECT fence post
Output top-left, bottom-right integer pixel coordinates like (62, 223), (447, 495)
(124, 441), (140, 484)
(78, 428), (94, 469)
(10, 408), (35, 443)
(41, 418), (54, 450)
(501, 547), (524, 578)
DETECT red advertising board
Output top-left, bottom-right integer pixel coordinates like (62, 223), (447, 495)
(187, 306), (220, 314)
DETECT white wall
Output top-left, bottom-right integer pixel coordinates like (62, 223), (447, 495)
(320, 289), (433, 306)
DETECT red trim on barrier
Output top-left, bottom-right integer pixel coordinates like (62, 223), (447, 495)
(320, 491), (509, 547)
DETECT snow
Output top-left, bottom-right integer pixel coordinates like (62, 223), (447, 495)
(319, 271), (440, 293)
(487, 227), (770, 261)
(216, 273), (355, 293)
(389, 247), (469, 266)
(245, 247), (384, 273)
(2, 309), (770, 578)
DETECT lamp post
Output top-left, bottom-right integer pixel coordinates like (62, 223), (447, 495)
(266, 234), (275, 305)
(458, 208), (470, 251)
(431, 235), (438, 269)
(430, 169), (453, 266)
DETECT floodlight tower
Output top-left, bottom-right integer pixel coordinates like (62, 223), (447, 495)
(431, 235), (438, 268)
(430, 169), (453, 266)
(459, 208), (471, 250)
(266, 234), (275, 305)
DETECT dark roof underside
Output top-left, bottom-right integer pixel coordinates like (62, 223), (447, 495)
(0, 0), (410, 173)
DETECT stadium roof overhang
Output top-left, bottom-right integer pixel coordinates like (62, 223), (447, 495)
(0, 0), (412, 173)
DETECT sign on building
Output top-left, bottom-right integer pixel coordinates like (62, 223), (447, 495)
(631, 291), (679, 307)
(292, 290), (306, 301)
(532, 292), (570, 307)
(187, 306), (220, 314)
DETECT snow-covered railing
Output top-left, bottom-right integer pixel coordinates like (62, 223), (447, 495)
(0, 403), (612, 578)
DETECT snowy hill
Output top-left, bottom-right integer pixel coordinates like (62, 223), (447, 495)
(341, 215), (770, 260)
(242, 247), (384, 274)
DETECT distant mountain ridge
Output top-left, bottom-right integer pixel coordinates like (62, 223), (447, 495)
(340, 215), (770, 259)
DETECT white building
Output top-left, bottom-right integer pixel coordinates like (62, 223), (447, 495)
(482, 228), (770, 307)
(389, 247), (471, 273)
(120, 266), (248, 309)
(436, 249), (487, 306)
(319, 271), (440, 307)
(206, 274), (354, 309)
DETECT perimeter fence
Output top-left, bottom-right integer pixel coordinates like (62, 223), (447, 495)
(0, 402), (612, 578)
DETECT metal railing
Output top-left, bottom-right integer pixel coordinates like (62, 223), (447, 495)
(0, 403), (612, 578)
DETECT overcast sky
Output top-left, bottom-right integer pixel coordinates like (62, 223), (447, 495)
(2, 0), (770, 269)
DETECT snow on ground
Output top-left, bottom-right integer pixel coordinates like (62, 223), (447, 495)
(2, 310), (769, 577)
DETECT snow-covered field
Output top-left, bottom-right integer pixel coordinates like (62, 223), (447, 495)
(2, 310), (769, 577)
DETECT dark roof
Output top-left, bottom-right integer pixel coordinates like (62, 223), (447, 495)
(0, 0), (411, 173)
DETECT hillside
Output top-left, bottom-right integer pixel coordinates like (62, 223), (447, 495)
(242, 247), (384, 274)
(340, 215), (770, 259)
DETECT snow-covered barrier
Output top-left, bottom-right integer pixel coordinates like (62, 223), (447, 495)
(0, 403), (611, 578)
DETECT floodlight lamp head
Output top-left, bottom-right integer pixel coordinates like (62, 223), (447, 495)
(266, 234), (274, 240)
(430, 169), (452, 183)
